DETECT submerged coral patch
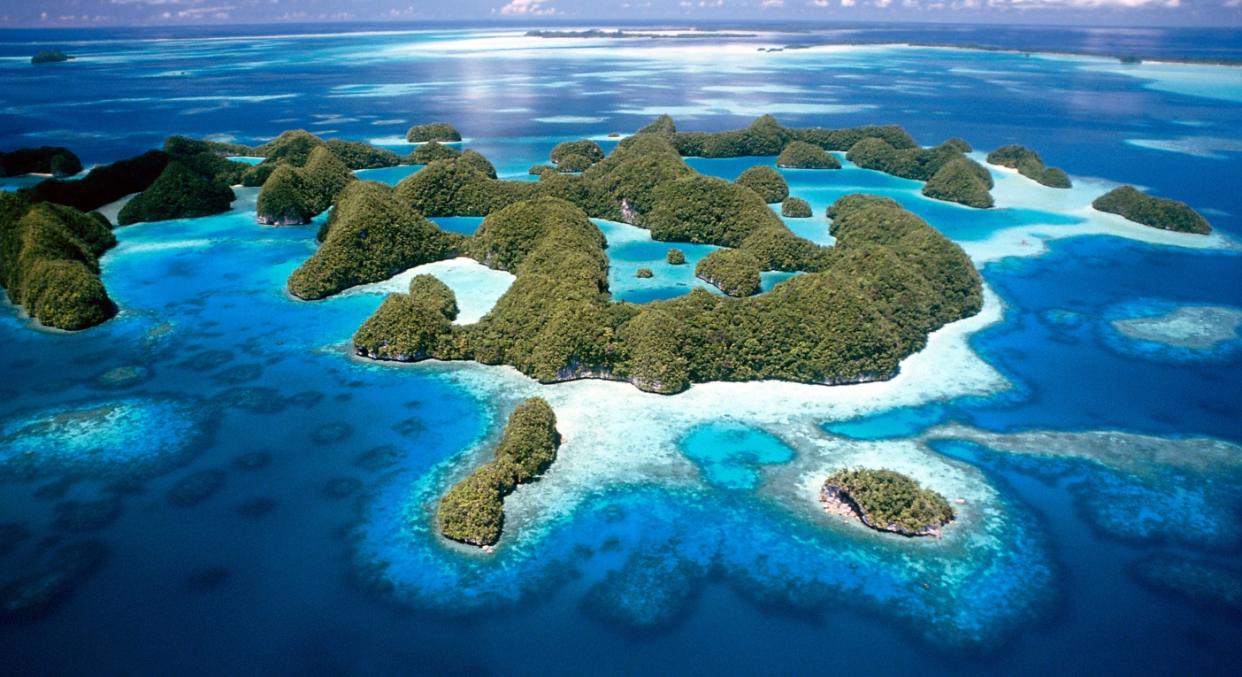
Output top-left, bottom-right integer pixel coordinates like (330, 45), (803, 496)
(1103, 300), (1242, 362)
(1129, 555), (1242, 615)
(927, 430), (1242, 549)
(679, 422), (795, 490)
(0, 396), (211, 480)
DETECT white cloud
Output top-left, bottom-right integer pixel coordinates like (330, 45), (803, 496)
(497, 0), (557, 15)
(760, 0), (785, 7)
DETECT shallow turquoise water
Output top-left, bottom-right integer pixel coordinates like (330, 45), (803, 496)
(0, 23), (1240, 677)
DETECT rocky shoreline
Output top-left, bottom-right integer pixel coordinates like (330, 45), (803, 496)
(820, 480), (949, 538)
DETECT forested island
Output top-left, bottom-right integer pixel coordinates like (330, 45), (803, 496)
(31, 50), (72, 65)
(0, 193), (117, 330)
(0, 146), (82, 178)
(437, 397), (561, 546)
(820, 468), (956, 537)
(1093, 186), (1212, 235)
(341, 117), (983, 394)
(986, 145), (1071, 188)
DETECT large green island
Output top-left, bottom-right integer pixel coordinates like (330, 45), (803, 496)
(337, 117), (985, 394)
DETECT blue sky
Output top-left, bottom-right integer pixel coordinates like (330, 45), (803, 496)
(0, 0), (1238, 27)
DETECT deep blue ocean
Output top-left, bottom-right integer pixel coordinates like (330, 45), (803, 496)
(1, 22), (1241, 676)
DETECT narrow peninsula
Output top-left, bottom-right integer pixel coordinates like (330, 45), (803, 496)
(437, 397), (561, 547)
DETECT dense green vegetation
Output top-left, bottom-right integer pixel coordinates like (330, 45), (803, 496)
(636, 267), (654, 279)
(239, 130), (398, 187)
(162, 136), (252, 186)
(666, 248), (685, 265)
(459, 150), (498, 179)
(554, 154), (594, 173)
(407, 141), (460, 165)
(343, 118), (982, 394)
(777, 141), (840, 169)
(353, 187), (980, 394)
(922, 157), (995, 209)
(395, 155), (621, 221)
(436, 397), (561, 546)
(845, 137), (994, 208)
(406, 122), (462, 143)
(28, 150), (170, 212)
(31, 50), (70, 64)
(986, 145), (1071, 188)
(117, 161), (236, 225)
(551, 140), (604, 170)
(635, 114), (916, 159)
(325, 139), (402, 169)
(1092, 186), (1212, 235)
(0, 146), (82, 178)
(695, 249), (761, 297)
(846, 137), (972, 181)
(822, 468), (955, 536)
(353, 274), (461, 361)
(735, 165), (789, 203)
(256, 146), (354, 225)
(0, 193), (117, 330)
(781, 196), (812, 218)
(288, 181), (463, 299)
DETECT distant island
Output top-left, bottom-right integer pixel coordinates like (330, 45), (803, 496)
(31, 50), (72, 65)
(820, 468), (956, 537)
(1093, 186), (1212, 234)
(0, 146), (82, 178)
(525, 29), (757, 40)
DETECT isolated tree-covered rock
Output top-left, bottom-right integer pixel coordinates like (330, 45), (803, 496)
(1092, 186), (1211, 234)
(256, 146), (354, 225)
(922, 157), (995, 209)
(781, 196), (812, 218)
(821, 468), (955, 537)
(986, 144), (1071, 189)
(735, 165), (789, 203)
(777, 141), (840, 169)
(551, 140), (604, 168)
(406, 122), (462, 143)
(437, 397), (561, 546)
